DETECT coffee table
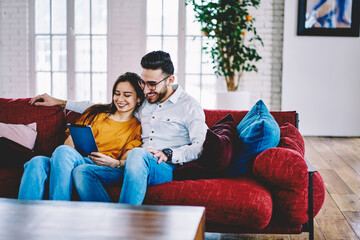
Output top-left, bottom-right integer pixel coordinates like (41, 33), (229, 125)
(0, 198), (205, 240)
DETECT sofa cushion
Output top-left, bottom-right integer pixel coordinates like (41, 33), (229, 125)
(142, 177), (273, 230)
(0, 137), (36, 168)
(204, 109), (298, 129)
(253, 147), (308, 225)
(0, 98), (66, 156)
(173, 114), (238, 180)
(0, 122), (37, 149)
(253, 147), (325, 225)
(274, 188), (308, 225)
(0, 169), (23, 198)
(201, 114), (239, 172)
(65, 110), (82, 124)
(278, 123), (305, 156)
(172, 161), (208, 181)
(228, 100), (280, 174)
(253, 148), (308, 189)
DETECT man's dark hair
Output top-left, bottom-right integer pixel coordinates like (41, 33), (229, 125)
(141, 51), (174, 75)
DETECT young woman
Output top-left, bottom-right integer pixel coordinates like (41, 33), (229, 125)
(18, 72), (145, 201)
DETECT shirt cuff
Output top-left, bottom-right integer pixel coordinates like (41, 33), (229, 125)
(65, 101), (92, 114)
(171, 149), (184, 165)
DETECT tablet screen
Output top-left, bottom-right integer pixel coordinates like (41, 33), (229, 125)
(67, 124), (98, 156)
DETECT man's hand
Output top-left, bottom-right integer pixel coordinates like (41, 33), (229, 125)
(88, 152), (120, 168)
(146, 148), (168, 164)
(29, 93), (66, 107)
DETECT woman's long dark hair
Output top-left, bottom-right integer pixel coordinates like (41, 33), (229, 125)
(80, 72), (145, 125)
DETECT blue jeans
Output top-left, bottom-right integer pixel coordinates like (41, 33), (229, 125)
(73, 147), (177, 204)
(18, 145), (93, 200)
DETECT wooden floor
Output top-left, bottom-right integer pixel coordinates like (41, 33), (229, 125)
(205, 137), (360, 240)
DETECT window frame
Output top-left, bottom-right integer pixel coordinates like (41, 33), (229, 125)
(145, 0), (217, 105)
(29, 0), (110, 102)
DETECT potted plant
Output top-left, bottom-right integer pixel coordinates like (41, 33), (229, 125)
(186, 0), (263, 99)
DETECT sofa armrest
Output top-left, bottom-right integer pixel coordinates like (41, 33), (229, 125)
(253, 147), (310, 225)
(253, 147), (325, 230)
(253, 147), (308, 190)
(305, 157), (317, 173)
(302, 157), (318, 240)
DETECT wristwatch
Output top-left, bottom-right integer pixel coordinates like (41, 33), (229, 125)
(162, 148), (173, 162)
(117, 160), (123, 168)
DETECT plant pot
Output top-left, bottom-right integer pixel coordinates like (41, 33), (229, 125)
(215, 91), (251, 110)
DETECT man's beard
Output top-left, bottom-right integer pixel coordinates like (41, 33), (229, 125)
(147, 84), (168, 103)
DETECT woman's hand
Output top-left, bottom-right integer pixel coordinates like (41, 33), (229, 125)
(88, 152), (120, 168)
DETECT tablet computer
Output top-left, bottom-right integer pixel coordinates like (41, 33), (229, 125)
(67, 123), (98, 156)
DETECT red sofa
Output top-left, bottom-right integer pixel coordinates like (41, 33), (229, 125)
(0, 98), (325, 239)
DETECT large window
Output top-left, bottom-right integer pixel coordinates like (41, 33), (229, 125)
(33, 0), (107, 102)
(146, 0), (179, 75)
(146, 0), (217, 108)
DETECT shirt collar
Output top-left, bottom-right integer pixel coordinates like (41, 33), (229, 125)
(167, 84), (182, 104)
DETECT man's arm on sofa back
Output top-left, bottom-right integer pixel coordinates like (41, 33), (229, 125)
(29, 93), (93, 114)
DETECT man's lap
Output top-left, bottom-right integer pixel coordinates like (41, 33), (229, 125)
(73, 164), (125, 186)
(73, 148), (177, 187)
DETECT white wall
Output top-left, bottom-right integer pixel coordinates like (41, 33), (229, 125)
(240, 0), (285, 110)
(0, 0), (29, 98)
(282, 1), (360, 136)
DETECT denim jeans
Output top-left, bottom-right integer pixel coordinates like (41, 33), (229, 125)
(72, 147), (177, 204)
(18, 145), (93, 200)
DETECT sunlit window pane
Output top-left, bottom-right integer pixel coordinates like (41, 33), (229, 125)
(35, 0), (50, 34)
(52, 36), (67, 71)
(75, 73), (91, 101)
(202, 74), (217, 89)
(92, 0), (107, 34)
(53, 72), (67, 99)
(92, 36), (107, 72)
(36, 36), (51, 71)
(34, 0), (108, 102)
(146, 0), (162, 35)
(201, 74), (217, 109)
(163, 0), (178, 35)
(186, 1), (202, 36)
(202, 48), (216, 74)
(185, 74), (201, 103)
(163, 37), (178, 73)
(36, 72), (51, 94)
(184, 1), (217, 107)
(52, 0), (67, 34)
(75, 36), (90, 72)
(75, 0), (90, 34)
(92, 73), (107, 103)
(186, 36), (201, 74)
(201, 38), (216, 74)
(146, 36), (162, 52)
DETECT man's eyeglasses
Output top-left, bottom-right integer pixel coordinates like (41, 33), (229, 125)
(138, 75), (172, 91)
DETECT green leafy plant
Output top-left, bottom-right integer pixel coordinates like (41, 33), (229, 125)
(187, 0), (263, 91)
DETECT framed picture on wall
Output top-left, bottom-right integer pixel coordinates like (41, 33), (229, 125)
(297, 0), (360, 36)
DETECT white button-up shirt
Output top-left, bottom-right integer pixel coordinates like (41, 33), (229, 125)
(66, 84), (208, 164)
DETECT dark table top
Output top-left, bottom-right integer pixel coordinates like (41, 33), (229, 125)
(0, 198), (205, 240)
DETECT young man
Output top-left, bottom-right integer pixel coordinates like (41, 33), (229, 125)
(30, 51), (208, 204)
